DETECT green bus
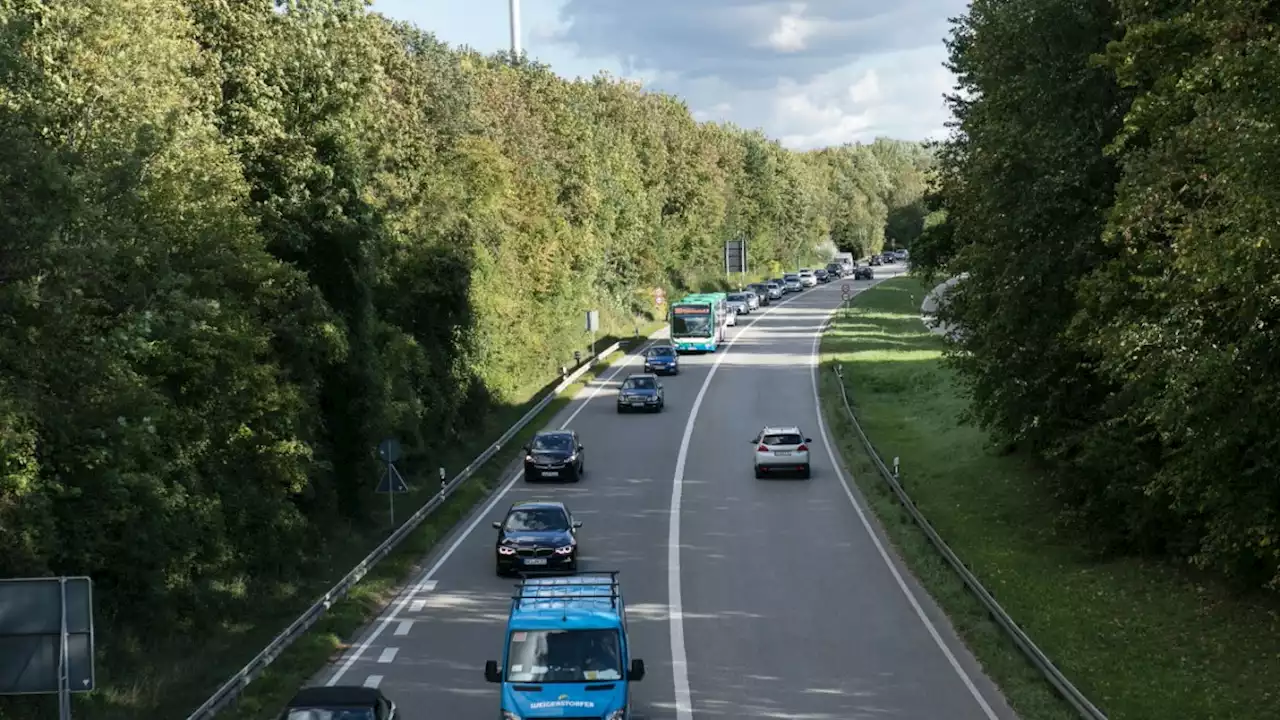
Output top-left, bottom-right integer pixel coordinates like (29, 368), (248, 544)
(669, 292), (730, 353)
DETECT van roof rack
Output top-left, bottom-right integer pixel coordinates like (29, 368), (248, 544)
(511, 570), (621, 609)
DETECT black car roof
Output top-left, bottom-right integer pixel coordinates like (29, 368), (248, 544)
(511, 500), (567, 511)
(533, 430), (572, 438)
(287, 686), (382, 707)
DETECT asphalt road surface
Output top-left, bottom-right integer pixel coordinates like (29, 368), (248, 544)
(312, 265), (1018, 720)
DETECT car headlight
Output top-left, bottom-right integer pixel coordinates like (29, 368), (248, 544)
(555, 545), (574, 555)
(502, 711), (522, 720)
(606, 710), (626, 720)
(498, 546), (516, 555)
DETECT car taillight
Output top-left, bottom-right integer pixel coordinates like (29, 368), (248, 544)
(757, 444), (769, 452)
(796, 444), (808, 452)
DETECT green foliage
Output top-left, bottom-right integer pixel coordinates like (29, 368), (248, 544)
(924, 0), (1280, 591)
(0, 1), (929, 716)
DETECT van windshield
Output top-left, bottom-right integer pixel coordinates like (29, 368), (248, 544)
(506, 628), (622, 683)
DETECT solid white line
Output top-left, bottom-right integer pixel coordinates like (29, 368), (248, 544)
(326, 334), (658, 686)
(393, 620), (413, 636)
(667, 286), (816, 720)
(378, 647), (399, 663)
(363, 675), (382, 688)
(808, 279), (1000, 720)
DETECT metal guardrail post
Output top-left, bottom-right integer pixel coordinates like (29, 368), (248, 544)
(185, 338), (638, 719)
(828, 366), (1107, 720)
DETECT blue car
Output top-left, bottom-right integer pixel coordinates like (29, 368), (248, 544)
(485, 572), (647, 720)
(642, 344), (679, 375)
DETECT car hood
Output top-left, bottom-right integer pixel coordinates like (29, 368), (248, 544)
(500, 529), (572, 546)
(502, 683), (623, 718)
(646, 355), (676, 364)
(619, 387), (658, 397)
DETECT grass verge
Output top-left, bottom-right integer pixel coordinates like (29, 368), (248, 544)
(818, 276), (1280, 720)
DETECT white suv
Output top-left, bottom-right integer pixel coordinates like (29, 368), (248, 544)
(751, 426), (813, 478)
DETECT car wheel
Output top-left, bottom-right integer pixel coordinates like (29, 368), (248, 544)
(801, 464), (811, 479)
(571, 468), (581, 483)
(753, 465), (763, 479)
(496, 564), (506, 577)
(567, 558), (578, 572)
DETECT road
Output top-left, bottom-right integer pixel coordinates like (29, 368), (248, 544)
(312, 266), (1017, 719)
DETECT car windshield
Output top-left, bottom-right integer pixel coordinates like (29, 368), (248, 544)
(623, 376), (656, 391)
(285, 709), (375, 720)
(672, 314), (712, 337)
(531, 434), (574, 452)
(762, 433), (803, 446)
(784, 275), (798, 280)
(648, 346), (675, 357)
(504, 507), (569, 532)
(727, 294), (746, 302)
(506, 628), (623, 683)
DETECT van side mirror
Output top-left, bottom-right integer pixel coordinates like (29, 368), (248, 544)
(572, 521), (583, 529)
(628, 659), (646, 682)
(484, 660), (502, 683)
(805, 437), (813, 443)
(492, 521), (502, 530)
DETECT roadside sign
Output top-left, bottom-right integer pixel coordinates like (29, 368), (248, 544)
(841, 283), (850, 294)
(0, 577), (95, 696)
(841, 288), (851, 301)
(377, 438), (401, 464)
(653, 287), (666, 306)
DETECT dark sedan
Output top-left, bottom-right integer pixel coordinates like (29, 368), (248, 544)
(494, 500), (582, 576)
(522, 430), (584, 482)
(280, 686), (398, 720)
(747, 283), (773, 305)
(853, 266), (874, 280)
(616, 373), (664, 413)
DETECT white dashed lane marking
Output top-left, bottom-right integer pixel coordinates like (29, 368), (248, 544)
(363, 675), (382, 689)
(394, 620), (413, 636)
(378, 648), (399, 663)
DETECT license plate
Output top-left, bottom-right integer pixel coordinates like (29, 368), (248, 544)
(524, 558), (547, 565)
(774, 451), (792, 456)
(631, 401), (645, 406)
(540, 471), (558, 477)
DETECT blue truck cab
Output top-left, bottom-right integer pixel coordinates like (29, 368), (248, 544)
(484, 571), (646, 719)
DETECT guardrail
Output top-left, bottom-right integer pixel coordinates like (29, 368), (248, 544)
(828, 358), (1107, 720)
(186, 339), (632, 719)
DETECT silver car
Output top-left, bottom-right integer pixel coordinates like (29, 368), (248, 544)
(751, 425), (813, 478)
(764, 282), (784, 299)
(741, 290), (761, 310)
(783, 274), (803, 292)
(726, 293), (751, 316)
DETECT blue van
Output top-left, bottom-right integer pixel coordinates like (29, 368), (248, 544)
(484, 571), (646, 719)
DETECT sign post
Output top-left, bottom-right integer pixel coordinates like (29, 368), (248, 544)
(376, 438), (409, 526)
(841, 284), (852, 320)
(724, 239), (747, 281)
(585, 310), (599, 357)
(0, 576), (95, 718)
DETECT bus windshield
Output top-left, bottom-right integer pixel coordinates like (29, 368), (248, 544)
(671, 314), (712, 337)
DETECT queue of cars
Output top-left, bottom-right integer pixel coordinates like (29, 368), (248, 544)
(279, 254), (892, 720)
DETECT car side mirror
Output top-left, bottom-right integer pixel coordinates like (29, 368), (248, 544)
(629, 658), (646, 682)
(388, 701), (398, 719)
(484, 660), (502, 683)
(805, 438), (813, 443)
(658, 384), (664, 389)
(492, 521), (501, 530)
(577, 444), (584, 452)
(572, 521), (583, 529)
(521, 444), (530, 453)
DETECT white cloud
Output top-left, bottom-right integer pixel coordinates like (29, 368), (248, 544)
(369, 0), (966, 148)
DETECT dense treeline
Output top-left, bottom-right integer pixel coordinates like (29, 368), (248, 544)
(0, 0), (929, 711)
(916, 0), (1280, 591)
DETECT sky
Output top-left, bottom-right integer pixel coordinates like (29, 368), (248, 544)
(368, 0), (970, 150)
